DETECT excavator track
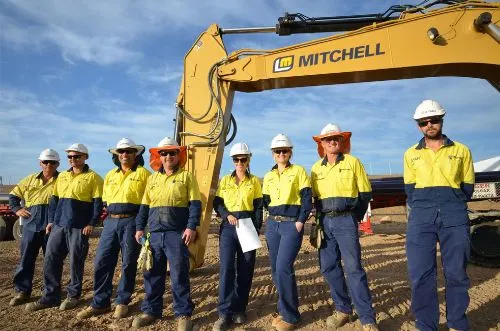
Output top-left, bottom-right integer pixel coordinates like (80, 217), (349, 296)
(469, 214), (500, 268)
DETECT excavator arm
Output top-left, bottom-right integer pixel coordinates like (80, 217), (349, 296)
(174, 1), (500, 270)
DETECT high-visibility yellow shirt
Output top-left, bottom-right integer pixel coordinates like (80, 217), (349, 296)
(214, 172), (263, 229)
(311, 154), (372, 221)
(103, 165), (151, 214)
(9, 172), (59, 231)
(50, 165), (103, 228)
(262, 163), (312, 222)
(136, 167), (201, 232)
(404, 136), (474, 210)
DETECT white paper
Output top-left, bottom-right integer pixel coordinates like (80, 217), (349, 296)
(235, 218), (262, 253)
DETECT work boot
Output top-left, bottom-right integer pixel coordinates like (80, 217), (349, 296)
(76, 306), (111, 319)
(274, 318), (296, 331)
(272, 313), (282, 328)
(177, 315), (193, 331)
(212, 316), (230, 331)
(362, 323), (380, 331)
(132, 313), (157, 328)
(113, 304), (129, 319)
(60, 297), (80, 310)
(25, 301), (54, 312)
(326, 311), (352, 329)
(233, 312), (247, 324)
(9, 292), (30, 306)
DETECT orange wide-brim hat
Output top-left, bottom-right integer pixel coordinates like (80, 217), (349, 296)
(312, 131), (352, 158)
(149, 145), (187, 171)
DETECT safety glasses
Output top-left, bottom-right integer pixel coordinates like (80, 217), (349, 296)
(273, 149), (290, 155)
(41, 160), (58, 165)
(321, 136), (343, 142)
(418, 118), (442, 127)
(117, 149), (136, 154)
(67, 155), (82, 159)
(232, 157), (248, 164)
(159, 150), (179, 157)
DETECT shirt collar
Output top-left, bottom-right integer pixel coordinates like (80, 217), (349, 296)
(36, 171), (60, 179)
(67, 164), (89, 173)
(321, 153), (344, 166)
(115, 163), (139, 173)
(231, 170), (250, 178)
(271, 162), (291, 171)
(415, 135), (454, 150)
(159, 164), (180, 174)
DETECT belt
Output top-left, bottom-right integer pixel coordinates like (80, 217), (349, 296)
(269, 215), (296, 222)
(109, 213), (137, 219)
(324, 211), (353, 217)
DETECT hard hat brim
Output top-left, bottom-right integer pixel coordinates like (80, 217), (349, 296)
(312, 131), (352, 158)
(39, 157), (60, 162)
(149, 145), (187, 171)
(64, 149), (88, 154)
(109, 145), (145, 155)
(312, 131), (351, 143)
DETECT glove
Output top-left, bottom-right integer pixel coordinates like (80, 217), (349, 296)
(137, 233), (153, 271)
(309, 214), (324, 249)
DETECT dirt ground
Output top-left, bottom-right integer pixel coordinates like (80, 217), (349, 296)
(0, 202), (499, 331)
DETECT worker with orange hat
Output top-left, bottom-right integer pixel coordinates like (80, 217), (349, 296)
(132, 137), (201, 331)
(311, 124), (378, 331)
(8, 149), (60, 306)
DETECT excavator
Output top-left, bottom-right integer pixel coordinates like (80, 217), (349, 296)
(171, 0), (500, 270)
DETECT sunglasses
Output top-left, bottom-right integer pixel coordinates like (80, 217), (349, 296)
(159, 150), (179, 157)
(418, 118), (442, 127)
(67, 154), (82, 159)
(321, 136), (343, 142)
(273, 149), (290, 155)
(116, 149), (136, 154)
(232, 157), (248, 164)
(41, 160), (58, 165)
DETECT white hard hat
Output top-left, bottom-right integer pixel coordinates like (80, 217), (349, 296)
(109, 138), (145, 155)
(270, 134), (293, 149)
(39, 149), (60, 161)
(413, 99), (446, 120)
(65, 143), (89, 155)
(157, 137), (179, 148)
(320, 123), (342, 135)
(230, 142), (252, 157)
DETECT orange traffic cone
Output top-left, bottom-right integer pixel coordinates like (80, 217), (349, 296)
(359, 203), (374, 235)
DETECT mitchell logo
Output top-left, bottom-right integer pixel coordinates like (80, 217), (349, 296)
(273, 56), (294, 72)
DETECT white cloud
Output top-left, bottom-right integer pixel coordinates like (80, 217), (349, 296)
(2, 0), (430, 66)
(127, 65), (182, 85)
(2, 0), (499, 183)
(0, 87), (177, 182)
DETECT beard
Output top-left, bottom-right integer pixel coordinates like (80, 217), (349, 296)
(424, 128), (442, 140)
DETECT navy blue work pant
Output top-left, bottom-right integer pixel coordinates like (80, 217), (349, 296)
(406, 209), (470, 331)
(92, 216), (140, 308)
(217, 223), (256, 317)
(141, 231), (194, 318)
(319, 215), (376, 325)
(40, 225), (89, 305)
(13, 228), (48, 294)
(265, 220), (303, 324)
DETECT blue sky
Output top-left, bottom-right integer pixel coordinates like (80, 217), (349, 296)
(1, 0), (499, 184)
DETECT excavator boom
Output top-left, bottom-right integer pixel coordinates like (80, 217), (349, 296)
(174, 1), (500, 269)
